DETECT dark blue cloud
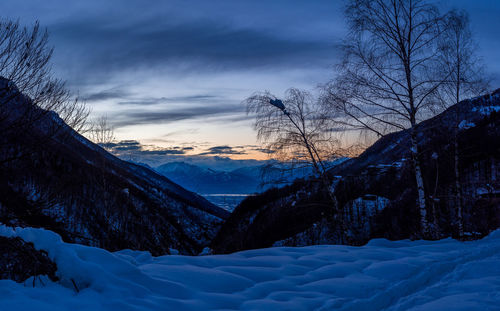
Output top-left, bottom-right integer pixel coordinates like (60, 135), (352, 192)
(112, 104), (245, 127)
(44, 16), (337, 86)
(199, 145), (247, 156)
(83, 89), (132, 102)
(2, 0), (499, 135)
(104, 140), (190, 156)
(253, 147), (276, 154)
(3, 0), (499, 83)
(114, 94), (223, 106)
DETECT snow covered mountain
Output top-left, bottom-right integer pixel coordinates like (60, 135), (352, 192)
(212, 90), (500, 254)
(0, 77), (229, 255)
(155, 161), (317, 195)
(2, 224), (500, 310)
(156, 162), (261, 194)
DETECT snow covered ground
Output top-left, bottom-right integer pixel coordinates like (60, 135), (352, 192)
(1, 225), (500, 311)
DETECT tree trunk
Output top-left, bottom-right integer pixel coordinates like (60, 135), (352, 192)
(454, 129), (464, 237)
(284, 111), (344, 242)
(410, 129), (429, 236)
(454, 73), (464, 238)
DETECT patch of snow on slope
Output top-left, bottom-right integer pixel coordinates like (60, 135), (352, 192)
(1, 225), (500, 310)
(472, 105), (500, 116)
(458, 120), (475, 130)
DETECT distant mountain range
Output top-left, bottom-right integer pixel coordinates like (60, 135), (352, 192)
(154, 161), (320, 195)
(156, 162), (258, 194)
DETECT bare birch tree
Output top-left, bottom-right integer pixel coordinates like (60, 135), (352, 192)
(323, 0), (447, 237)
(86, 115), (116, 217)
(435, 10), (489, 237)
(245, 88), (341, 202)
(89, 115), (115, 147)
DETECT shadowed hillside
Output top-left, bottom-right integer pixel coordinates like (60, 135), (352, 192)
(0, 77), (228, 256)
(212, 90), (500, 254)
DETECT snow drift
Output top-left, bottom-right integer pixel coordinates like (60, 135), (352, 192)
(1, 225), (499, 310)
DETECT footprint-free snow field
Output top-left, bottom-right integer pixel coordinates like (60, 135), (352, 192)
(1, 225), (499, 310)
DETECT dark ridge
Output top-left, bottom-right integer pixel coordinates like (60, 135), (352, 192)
(0, 77), (227, 255)
(212, 90), (500, 254)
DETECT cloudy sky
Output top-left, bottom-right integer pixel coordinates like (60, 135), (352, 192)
(2, 0), (500, 161)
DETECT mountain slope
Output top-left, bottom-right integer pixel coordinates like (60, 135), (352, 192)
(212, 90), (500, 253)
(0, 77), (228, 255)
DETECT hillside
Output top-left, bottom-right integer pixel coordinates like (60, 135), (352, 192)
(0, 77), (228, 255)
(211, 90), (500, 254)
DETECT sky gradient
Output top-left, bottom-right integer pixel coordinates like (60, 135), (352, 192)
(2, 0), (500, 162)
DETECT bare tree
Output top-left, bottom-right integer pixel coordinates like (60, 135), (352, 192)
(86, 115), (116, 219)
(88, 115), (115, 147)
(435, 10), (489, 237)
(245, 88), (342, 204)
(0, 19), (89, 135)
(323, 0), (448, 237)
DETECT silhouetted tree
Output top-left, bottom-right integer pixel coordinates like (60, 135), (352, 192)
(89, 115), (115, 147)
(323, 0), (447, 237)
(435, 9), (490, 237)
(0, 19), (89, 165)
(0, 19), (89, 136)
(245, 88), (347, 240)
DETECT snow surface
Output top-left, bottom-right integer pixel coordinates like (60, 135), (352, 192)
(1, 225), (500, 310)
